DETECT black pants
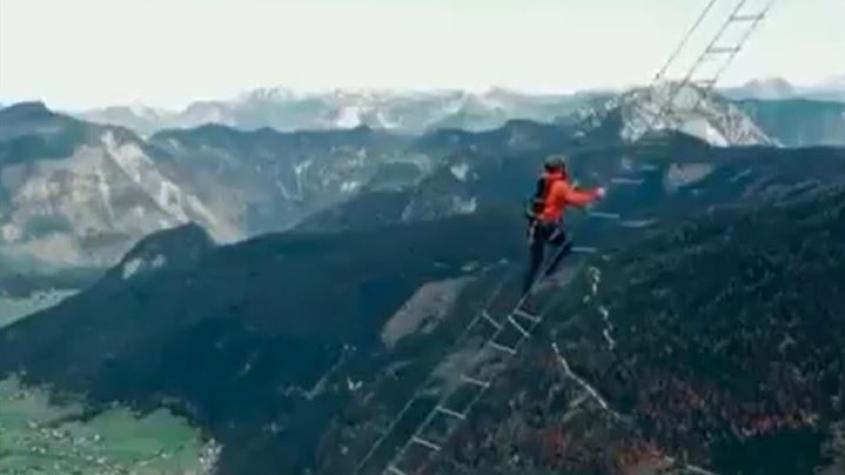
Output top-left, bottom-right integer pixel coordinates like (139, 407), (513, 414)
(523, 221), (572, 293)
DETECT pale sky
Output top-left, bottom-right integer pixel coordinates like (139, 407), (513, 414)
(1, 0), (843, 110)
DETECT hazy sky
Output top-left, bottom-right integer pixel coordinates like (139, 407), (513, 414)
(1, 0), (843, 110)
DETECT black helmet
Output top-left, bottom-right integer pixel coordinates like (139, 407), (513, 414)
(544, 154), (567, 172)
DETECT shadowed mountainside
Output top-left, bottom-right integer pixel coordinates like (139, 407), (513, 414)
(407, 185), (845, 475)
(0, 212), (525, 474)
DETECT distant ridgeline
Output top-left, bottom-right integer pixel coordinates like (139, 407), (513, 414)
(2, 89), (842, 285)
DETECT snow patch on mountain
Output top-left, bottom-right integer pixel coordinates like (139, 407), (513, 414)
(454, 196), (477, 214)
(1, 224), (21, 242)
(334, 106), (363, 129)
(101, 132), (237, 241)
(450, 163), (470, 182)
(664, 163), (714, 192)
(121, 254), (166, 280)
(374, 110), (399, 129)
(340, 181), (361, 193)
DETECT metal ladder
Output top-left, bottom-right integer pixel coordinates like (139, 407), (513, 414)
(354, 204), (635, 475)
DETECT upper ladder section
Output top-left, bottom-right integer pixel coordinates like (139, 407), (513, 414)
(651, 0), (777, 127)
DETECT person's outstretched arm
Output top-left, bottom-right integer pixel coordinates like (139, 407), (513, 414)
(563, 182), (604, 207)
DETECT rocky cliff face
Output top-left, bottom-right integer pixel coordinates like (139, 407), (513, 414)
(0, 103), (236, 272)
(148, 124), (425, 235)
(1, 103), (429, 283)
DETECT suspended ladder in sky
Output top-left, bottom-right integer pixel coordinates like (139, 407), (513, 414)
(354, 1), (777, 474)
(651, 0), (777, 130)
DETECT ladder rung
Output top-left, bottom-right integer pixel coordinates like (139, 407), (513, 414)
(730, 13), (765, 22)
(611, 177), (644, 185)
(513, 308), (540, 323)
(706, 46), (741, 54)
(587, 211), (621, 220)
(461, 375), (491, 388)
(411, 436), (442, 451)
(386, 465), (407, 475)
(508, 316), (530, 338)
(436, 405), (466, 420)
(572, 246), (598, 254)
(488, 341), (518, 355)
(481, 311), (501, 329)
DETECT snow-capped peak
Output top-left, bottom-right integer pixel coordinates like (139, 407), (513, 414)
(588, 83), (777, 147)
(241, 87), (303, 104)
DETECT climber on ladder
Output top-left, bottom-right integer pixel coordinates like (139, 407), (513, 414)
(523, 154), (605, 293)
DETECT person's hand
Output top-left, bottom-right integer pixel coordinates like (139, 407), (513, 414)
(595, 187), (607, 199)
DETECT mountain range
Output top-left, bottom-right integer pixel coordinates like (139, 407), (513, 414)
(0, 103), (430, 290)
(5, 82), (845, 298)
(79, 88), (609, 137)
(2, 117), (843, 475)
(73, 78), (845, 139)
(6, 85), (807, 293)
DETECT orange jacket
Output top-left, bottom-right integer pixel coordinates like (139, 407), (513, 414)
(539, 171), (600, 223)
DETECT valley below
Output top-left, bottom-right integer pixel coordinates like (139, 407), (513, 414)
(0, 377), (217, 475)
